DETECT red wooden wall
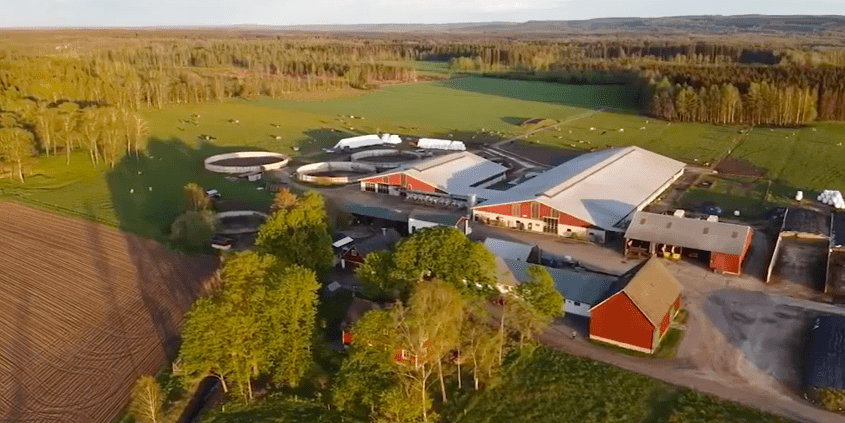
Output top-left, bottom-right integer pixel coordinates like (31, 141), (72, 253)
(589, 292), (655, 352)
(710, 228), (752, 275)
(474, 201), (592, 228)
(361, 173), (437, 192)
(710, 252), (741, 274)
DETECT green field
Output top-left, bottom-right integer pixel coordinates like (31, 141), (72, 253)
(0, 76), (633, 239)
(3, 74), (845, 237)
(441, 347), (788, 423)
(200, 347), (789, 423)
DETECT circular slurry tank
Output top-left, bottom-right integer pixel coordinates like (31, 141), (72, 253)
(214, 210), (268, 235)
(350, 149), (421, 170)
(296, 161), (377, 185)
(204, 151), (290, 174)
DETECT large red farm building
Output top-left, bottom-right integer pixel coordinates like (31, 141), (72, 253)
(472, 146), (685, 243)
(359, 151), (507, 196)
(589, 258), (682, 354)
(360, 146), (685, 243)
(624, 211), (754, 275)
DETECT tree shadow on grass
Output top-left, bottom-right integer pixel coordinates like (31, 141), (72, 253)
(432, 77), (640, 112)
(501, 116), (529, 126)
(105, 137), (275, 244)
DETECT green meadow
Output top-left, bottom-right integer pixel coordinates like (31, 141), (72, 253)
(3, 73), (845, 236)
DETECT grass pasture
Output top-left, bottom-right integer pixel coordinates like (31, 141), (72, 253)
(2, 74), (845, 238)
(441, 347), (788, 423)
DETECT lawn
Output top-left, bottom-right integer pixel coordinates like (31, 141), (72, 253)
(442, 347), (790, 423)
(725, 124), (845, 193)
(0, 76), (634, 239)
(521, 115), (741, 165)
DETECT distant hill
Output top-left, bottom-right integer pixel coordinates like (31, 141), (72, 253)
(266, 15), (845, 36)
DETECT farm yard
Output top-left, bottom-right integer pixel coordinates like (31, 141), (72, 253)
(0, 201), (218, 423)
(1, 74), (845, 235)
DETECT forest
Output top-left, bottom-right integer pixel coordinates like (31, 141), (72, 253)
(3, 28), (845, 181)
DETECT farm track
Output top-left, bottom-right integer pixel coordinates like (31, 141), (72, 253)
(0, 201), (218, 423)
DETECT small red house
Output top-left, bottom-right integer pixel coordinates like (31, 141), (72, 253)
(589, 258), (682, 354)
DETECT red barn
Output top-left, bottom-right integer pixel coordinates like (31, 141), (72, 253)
(623, 211), (753, 275)
(589, 258), (682, 354)
(471, 146), (686, 244)
(359, 151), (507, 196)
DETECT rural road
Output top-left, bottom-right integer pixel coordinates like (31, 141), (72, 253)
(533, 312), (844, 423)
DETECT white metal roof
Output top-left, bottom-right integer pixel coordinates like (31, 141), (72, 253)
(417, 138), (466, 151)
(478, 147), (685, 230)
(376, 152), (507, 195)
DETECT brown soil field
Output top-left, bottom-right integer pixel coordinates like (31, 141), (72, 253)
(715, 158), (766, 177)
(0, 201), (219, 423)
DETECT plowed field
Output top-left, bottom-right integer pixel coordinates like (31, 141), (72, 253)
(0, 201), (219, 423)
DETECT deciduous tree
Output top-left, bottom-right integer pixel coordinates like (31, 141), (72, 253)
(129, 376), (163, 423)
(256, 191), (333, 270)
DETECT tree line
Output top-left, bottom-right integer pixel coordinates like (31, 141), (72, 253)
(0, 92), (147, 181)
(0, 39), (418, 111)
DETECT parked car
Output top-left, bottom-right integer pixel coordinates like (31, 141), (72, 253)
(205, 189), (221, 199)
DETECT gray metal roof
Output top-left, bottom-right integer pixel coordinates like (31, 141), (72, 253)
(504, 259), (619, 306)
(352, 228), (402, 256)
(408, 211), (463, 227)
(341, 202), (409, 223)
(624, 211), (752, 256)
(484, 238), (534, 262)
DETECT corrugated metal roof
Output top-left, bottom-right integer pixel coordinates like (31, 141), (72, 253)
(617, 258), (681, 326)
(505, 259), (619, 305)
(483, 237), (534, 261)
(477, 146), (685, 231)
(409, 211), (463, 227)
(352, 228), (402, 256)
(494, 257), (520, 288)
(372, 152), (507, 196)
(624, 211), (752, 256)
(805, 314), (845, 389)
(341, 202), (409, 222)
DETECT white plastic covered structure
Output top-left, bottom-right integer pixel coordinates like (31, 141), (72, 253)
(333, 133), (401, 150)
(417, 138), (466, 151)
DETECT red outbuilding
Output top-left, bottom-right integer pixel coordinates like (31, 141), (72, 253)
(623, 211), (753, 275)
(589, 258), (682, 354)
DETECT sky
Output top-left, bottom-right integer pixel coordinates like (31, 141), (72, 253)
(2, 0), (845, 27)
